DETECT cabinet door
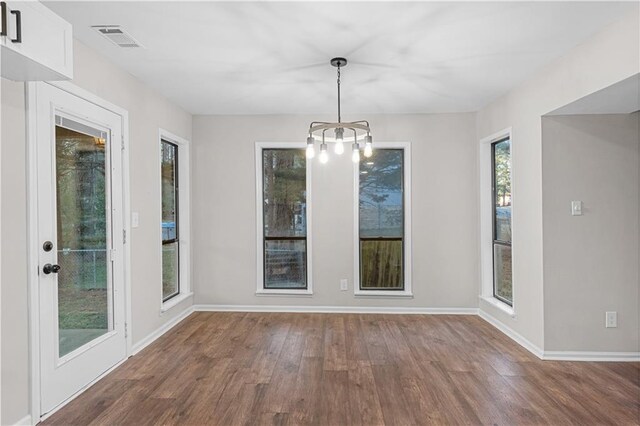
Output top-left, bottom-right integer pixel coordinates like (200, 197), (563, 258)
(1, 1), (72, 81)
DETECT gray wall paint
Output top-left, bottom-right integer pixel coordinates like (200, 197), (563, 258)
(1, 40), (193, 425)
(542, 113), (639, 352)
(1, 77), (29, 426)
(476, 12), (639, 350)
(192, 113), (480, 308)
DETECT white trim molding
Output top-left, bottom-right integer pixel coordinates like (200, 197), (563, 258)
(479, 295), (515, 317)
(478, 309), (544, 358)
(479, 128), (515, 313)
(13, 415), (32, 426)
(132, 305), (195, 355)
(193, 304), (477, 315)
(353, 141), (413, 297)
(479, 309), (640, 362)
(542, 351), (640, 362)
(159, 128), (192, 311)
(255, 142), (313, 296)
(255, 288), (313, 297)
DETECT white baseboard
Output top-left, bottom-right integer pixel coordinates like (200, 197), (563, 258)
(193, 304), (479, 315)
(131, 305), (195, 355)
(542, 351), (640, 362)
(478, 309), (545, 359)
(479, 309), (640, 362)
(13, 415), (31, 426)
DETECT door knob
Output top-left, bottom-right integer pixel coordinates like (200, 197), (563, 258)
(43, 264), (61, 274)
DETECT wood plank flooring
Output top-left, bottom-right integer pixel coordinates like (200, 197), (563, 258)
(43, 312), (640, 425)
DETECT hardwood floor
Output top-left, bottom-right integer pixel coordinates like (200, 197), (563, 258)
(43, 312), (639, 425)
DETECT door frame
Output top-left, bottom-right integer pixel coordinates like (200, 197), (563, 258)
(26, 81), (132, 424)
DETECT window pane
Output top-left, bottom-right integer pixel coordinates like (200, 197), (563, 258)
(162, 242), (179, 300)
(161, 140), (180, 301)
(161, 141), (178, 240)
(264, 239), (306, 289)
(360, 240), (403, 289)
(359, 150), (403, 237)
(493, 140), (511, 242)
(56, 125), (110, 357)
(263, 149), (307, 238)
(494, 244), (512, 304)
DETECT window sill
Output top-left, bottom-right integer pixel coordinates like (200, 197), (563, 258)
(354, 290), (414, 299)
(479, 295), (515, 317)
(161, 292), (193, 313)
(256, 289), (313, 297)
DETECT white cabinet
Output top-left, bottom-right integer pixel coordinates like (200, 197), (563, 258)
(1, 1), (72, 81)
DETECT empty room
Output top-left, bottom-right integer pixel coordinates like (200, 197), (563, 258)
(1, 1), (638, 425)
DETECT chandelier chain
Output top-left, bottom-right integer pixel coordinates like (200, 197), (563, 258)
(337, 65), (341, 123)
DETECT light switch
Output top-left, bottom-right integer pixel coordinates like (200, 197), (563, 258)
(340, 279), (348, 291)
(571, 201), (583, 216)
(131, 212), (139, 228)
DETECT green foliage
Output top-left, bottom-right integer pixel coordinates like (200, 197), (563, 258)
(494, 140), (511, 206)
(263, 149), (306, 237)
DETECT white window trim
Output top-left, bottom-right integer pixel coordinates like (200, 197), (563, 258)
(479, 127), (516, 317)
(353, 141), (413, 297)
(159, 129), (193, 312)
(255, 142), (313, 296)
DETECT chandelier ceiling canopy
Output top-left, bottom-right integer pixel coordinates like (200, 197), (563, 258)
(306, 58), (373, 164)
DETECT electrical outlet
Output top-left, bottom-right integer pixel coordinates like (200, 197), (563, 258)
(605, 311), (617, 328)
(340, 279), (348, 291)
(571, 201), (583, 216)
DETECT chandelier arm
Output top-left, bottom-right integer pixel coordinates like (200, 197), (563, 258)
(309, 122), (370, 134)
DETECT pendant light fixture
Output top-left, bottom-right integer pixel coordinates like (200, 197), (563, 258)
(306, 58), (373, 163)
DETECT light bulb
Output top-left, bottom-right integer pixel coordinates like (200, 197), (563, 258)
(306, 136), (315, 159)
(306, 144), (315, 159)
(364, 134), (373, 158)
(352, 144), (360, 163)
(334, 128), (344, 155)
(319, 143), (329, 164)
(364, 144), (373, 158)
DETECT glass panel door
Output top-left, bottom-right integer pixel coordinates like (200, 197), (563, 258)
(55, 123), (112, 358)
(36, 82), (127, 416)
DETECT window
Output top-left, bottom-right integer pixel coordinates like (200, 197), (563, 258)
(159, 129), (191, 308)
(161, 140), (180, 301)
(256, 144), (311, 294)
(356, 144), (411, 295)
(492, 138), (512, 305)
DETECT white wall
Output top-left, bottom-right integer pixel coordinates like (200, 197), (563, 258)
(1, 75), (28, 426)
(192, 113), (479, 309)
(0, 40), (193, 425)
(542, 113), (639, 352)
(476, 11), (639, 351)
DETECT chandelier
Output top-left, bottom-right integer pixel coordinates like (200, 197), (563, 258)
(306, 57), (373, 164)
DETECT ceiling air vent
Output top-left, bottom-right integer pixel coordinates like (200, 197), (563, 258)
(92, 26), (143, 48)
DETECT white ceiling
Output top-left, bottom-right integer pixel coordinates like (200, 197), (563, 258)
(45, 1), (637, 115)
